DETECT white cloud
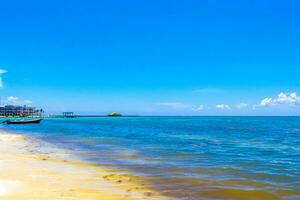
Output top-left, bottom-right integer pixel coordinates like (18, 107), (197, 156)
(0, 69), (7, 74)
(0, 78), (3, 88)
(5, 96), (33, 106)
(192, 105), (204, 112)
(156, 102), (190, 110)
(216, 104), (231, 110)
(276, 92), (300, 105)
(260, 97), (273, 107)
(154, 91), (300, 113)
(236, 103), (248, 109)
(258, 92), (300, 107)
(0, 69), (7, 88)
(7, 96), (19, 103)
(156, 102), (206, 112)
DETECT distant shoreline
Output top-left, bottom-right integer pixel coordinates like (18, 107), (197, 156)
(1, 115), (300, 119)
(46, 115), (140, 118)
(47, 115), (300, 118)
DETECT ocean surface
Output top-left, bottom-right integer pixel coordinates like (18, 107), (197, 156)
(1, 117), (300, 199)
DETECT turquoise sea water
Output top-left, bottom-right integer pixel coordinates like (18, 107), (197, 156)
(2, 117), (300, 199)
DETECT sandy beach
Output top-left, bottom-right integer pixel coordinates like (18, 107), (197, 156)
(0, 130), (168, 200)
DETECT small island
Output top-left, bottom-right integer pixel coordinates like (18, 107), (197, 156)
(108, 112), (122, 117)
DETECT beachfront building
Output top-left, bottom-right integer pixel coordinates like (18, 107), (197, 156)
(0, 105), (43, 117)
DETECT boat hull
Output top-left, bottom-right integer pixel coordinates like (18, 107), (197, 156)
(4, 119), (43, 125)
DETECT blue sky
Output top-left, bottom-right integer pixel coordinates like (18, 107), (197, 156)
(0, 0), (300, 115)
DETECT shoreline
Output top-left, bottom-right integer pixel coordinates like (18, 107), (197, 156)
(0, 130), (168, 200)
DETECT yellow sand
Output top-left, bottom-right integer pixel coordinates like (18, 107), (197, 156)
(0, 131), (169, 200)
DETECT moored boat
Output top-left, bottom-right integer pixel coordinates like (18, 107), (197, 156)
(3, 118), (43, 125)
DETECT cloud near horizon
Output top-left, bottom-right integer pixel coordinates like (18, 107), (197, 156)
(0, 69), (7, 88)
(236, 103), (248, 109)
(155, 92), (300, 114)
(215, 104), (231, 110)
(258, 92), (300, 107)
(5, 96), (33, 106)
(192, 105), (204, 112)
(155, 102), (190, 110)
(156, 102), (204, 112)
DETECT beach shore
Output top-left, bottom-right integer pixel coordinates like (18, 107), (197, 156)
(0, 130), (168, 200)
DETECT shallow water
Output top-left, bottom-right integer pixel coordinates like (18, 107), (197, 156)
(2, 117), (300, 199)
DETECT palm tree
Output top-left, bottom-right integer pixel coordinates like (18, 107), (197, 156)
(39, 109), (44, 117)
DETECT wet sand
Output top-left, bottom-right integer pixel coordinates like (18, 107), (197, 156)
(0, 131), (168, 200)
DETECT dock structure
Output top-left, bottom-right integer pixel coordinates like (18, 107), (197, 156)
(62, 112), (75, 118)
